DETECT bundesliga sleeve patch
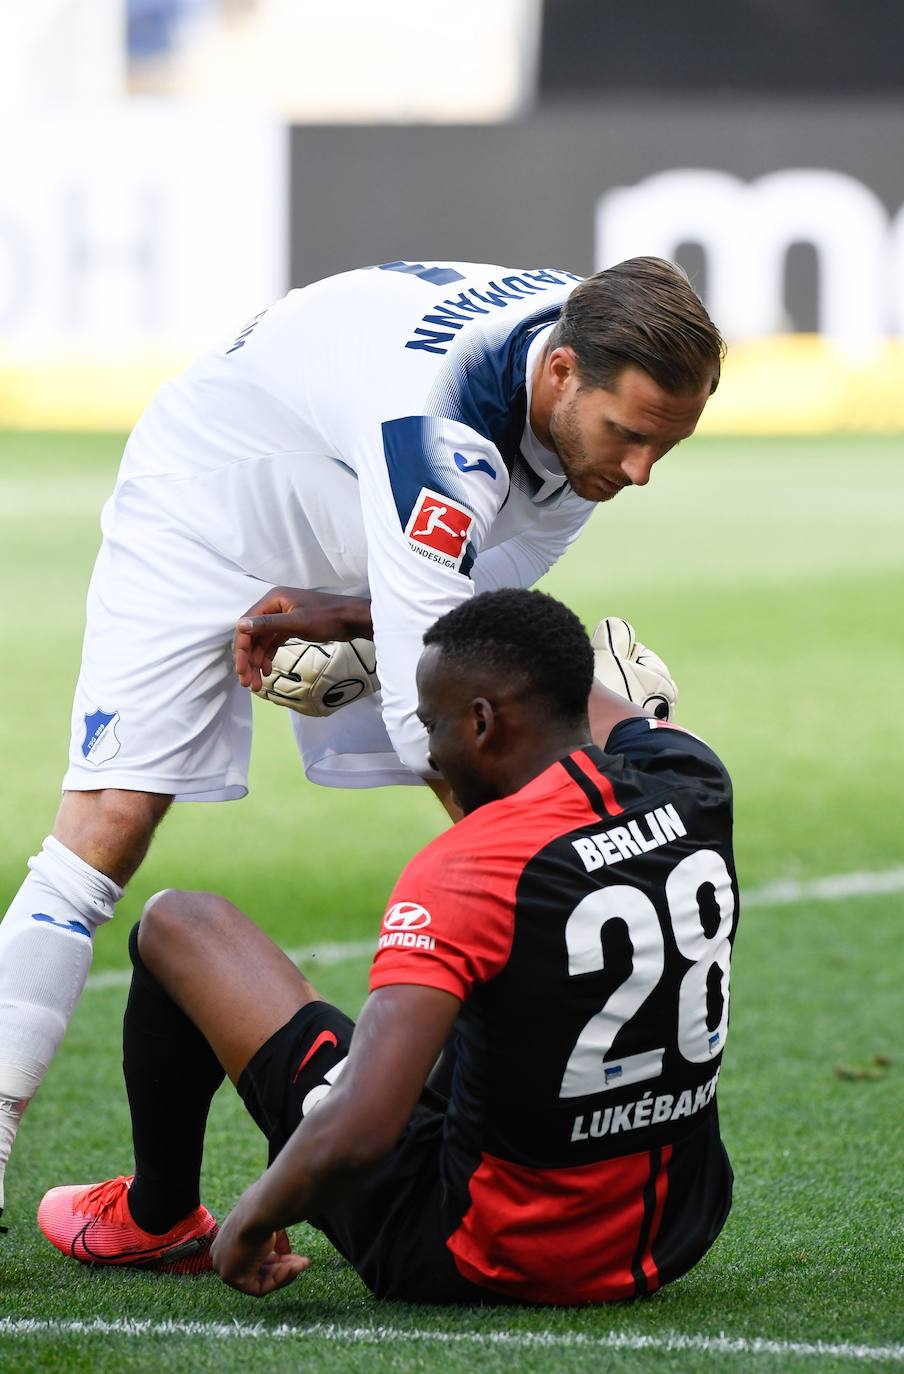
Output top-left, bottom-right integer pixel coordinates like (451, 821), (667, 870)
(404, 487), (475, 572)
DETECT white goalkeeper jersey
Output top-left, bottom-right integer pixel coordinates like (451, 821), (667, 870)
(114, 261), (594, 778)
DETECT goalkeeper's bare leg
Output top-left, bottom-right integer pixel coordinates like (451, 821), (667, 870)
(0, 787), (171, 1228)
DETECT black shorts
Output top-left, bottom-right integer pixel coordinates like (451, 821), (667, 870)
(236, 1000), (491, 1304)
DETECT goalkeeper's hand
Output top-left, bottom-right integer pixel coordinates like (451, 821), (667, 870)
(234, 586), (373, 691)
(591, 617), (678, 721)
(254, 637), (380, 717)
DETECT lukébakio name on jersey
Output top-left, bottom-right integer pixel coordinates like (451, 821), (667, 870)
(571, 1067), (721, 1144)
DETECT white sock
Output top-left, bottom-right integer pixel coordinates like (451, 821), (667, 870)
(0, 836), (123, 1212)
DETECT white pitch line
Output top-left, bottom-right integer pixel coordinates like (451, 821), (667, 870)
(0, 1317), (900, 1363)
(84, 865), (904, 993)
(85, 937), (376, 991)
(743, 867), (904, 908)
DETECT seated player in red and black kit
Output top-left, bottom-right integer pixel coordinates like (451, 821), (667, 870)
(38, 589), (739, 1305)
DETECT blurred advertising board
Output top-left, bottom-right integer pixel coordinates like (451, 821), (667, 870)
(0, 104), (287, 430)
(288, 102), (904, 434)
(3, 99), (903, 433)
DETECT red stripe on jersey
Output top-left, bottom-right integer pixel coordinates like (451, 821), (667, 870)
(639, 1143), (672, 1292)
(370, 753), (612, 998)
(572, 750), (624, 815)
(446, 1148), (657, 1304)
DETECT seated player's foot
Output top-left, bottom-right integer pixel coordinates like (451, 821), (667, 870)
(38, 1175), (217, 1274)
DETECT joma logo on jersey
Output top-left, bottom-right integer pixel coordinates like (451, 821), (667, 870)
(404, 488), (474, 571)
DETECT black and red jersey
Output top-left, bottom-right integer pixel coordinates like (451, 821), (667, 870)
(369, 717), (739, 1304)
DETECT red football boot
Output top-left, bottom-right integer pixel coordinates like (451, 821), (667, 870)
(38, 1175), (217, 1274)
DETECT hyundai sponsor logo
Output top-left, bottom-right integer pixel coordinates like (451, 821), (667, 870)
(382, 902), (432, 931)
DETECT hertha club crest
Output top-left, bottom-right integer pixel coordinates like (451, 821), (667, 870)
(405, 487), (474, 572)
(81, 709), (122, 765)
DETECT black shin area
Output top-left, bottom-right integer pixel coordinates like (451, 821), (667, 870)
(123, 922), (226, 1234)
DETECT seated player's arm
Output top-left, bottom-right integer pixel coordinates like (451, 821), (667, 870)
(588, 677), (650, 746)
(211, 984), (461, 1296)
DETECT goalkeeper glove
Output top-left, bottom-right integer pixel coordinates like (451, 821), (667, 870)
(591, 617), (678, 721)
(255, 637), (379, 717)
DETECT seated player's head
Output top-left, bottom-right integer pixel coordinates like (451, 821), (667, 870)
(418, 589), (594, 814)
(534, 256), (725, 502)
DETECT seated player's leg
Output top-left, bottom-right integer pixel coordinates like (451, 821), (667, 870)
(38, 889), (327, 1271)
(136, 889), (323, 1086)
(36, 889), (475, 1301)
(130, 899), (482, 1303)
(0, 481), (262, 1226)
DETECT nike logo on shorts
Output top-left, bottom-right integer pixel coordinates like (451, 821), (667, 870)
(292, 1029), (339, 1083)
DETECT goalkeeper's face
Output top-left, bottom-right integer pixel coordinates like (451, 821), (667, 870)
(546, 361), (710, 503)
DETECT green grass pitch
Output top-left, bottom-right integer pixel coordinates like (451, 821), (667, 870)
(0, 431), (902, 1372)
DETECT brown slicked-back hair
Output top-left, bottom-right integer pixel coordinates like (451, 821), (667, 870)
(548, 256), (725, 395)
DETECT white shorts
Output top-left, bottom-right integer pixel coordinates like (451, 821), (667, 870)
(64, 475), (420, 801)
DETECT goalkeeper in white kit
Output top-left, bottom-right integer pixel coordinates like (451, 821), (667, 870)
(0, 255), (723, 1227)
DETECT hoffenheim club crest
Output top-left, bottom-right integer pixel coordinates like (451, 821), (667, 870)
(81, 709), (122, 765)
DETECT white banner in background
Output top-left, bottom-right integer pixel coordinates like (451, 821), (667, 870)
(596, 168), (904, 432)
(0, 103), (287, 425)
(596, 168), (903, 356)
